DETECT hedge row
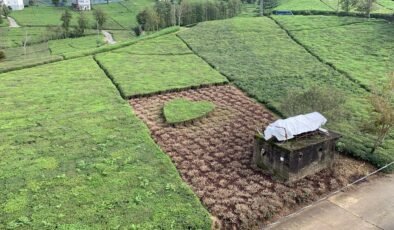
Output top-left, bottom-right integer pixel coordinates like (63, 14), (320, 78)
(275, 10), (394, 21)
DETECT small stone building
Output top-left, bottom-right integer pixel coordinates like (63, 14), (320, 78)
(253, 112), (341, 181)
(72, 0), (91, 10)
(253, 131), (340, 182)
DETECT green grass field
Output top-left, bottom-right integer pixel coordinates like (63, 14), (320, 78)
(96, 53), (228, 97)
(0, 27), (50, 48)
(0, 42), (64, 73)
(164, 98), (215, 123)
(274, 15), (394, 88)
(0, 18), (8, 27)
(96, 34), (227, 97)
(275, 0), (394, 13)
(10, 0), (154, 29)
(0, 57), (211, 229)
(106, 29), (135, 42)
(275, 0), (333, 11)
(94, 0), (155, 29)
(378, 0), (394, 10)
(178, 17), (394, 170)
(49, 35), (106, 55)
(113, 34), (193, 55)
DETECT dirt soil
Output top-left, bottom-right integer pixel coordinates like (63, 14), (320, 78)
(129, 85), (375, 229)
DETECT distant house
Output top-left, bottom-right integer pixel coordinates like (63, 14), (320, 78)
(1, 0), (24, 10)
(72, 0), (91, 10)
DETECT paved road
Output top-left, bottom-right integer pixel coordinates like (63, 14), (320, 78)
(7, 17), (20, 28)
(267, 174), (394, 230)
(102, 30), (116, 44)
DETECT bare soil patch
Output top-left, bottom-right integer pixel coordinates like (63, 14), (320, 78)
(129, 85), (375, 229)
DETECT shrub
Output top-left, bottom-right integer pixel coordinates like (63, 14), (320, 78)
(279, 85), (347, 122)
(0, 50), (5, 61)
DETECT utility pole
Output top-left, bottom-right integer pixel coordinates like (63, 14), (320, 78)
(259, 0), (264, 16)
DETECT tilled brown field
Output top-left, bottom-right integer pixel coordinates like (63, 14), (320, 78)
(129, 85), (374, 229)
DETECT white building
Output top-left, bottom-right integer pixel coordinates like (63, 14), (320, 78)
(72, 0), (91, 10)
(1, 0), (24, 10)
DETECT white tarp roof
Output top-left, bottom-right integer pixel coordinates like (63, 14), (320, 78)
(264, 112), (327, 141)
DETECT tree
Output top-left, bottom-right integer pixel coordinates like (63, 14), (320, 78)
(52, 0), (60, 6)
(29, 0), (38, 6)
(61, 9), (72, 37)
(2, 4), (10, 17)
(339, 0), (355, 12)
(356, 0), (376, 17)
(144, 7), (159, 31)
(22, 30), (30, 55)
(136, 7), (160, 31)
(259, 0), (264, 16)
(93, 8), (107, 31)
(76, 12), (89, 35)
(279, 85), (347, 122)
(364, 72), (394, 154)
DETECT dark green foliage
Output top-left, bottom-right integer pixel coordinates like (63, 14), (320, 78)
(1, 4), (10, 17)
(340, 0), (357, 12)
(52, 0), (60, 6)
(137, 0), (242, 31)
(355, 0), (377, 17)
(60, 9), (72, 36)
(279, 85), (347, 122)
(93, 8), (107, 30)
(137, 7), (159, 31)
(76, 12), (89, 35)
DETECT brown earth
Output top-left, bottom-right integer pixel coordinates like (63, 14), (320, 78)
(129, 85), (375, 229)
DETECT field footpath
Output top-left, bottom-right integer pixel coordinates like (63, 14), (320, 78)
(7, 17), (19, 28)
(267, 174), (394, 230)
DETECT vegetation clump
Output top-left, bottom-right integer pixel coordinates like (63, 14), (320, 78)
(136, 0), (242, 32)
(163, 98), (215, 124)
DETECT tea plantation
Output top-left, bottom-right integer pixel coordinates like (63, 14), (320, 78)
(1, 0), (393, 228)
(0, 57), (211, 229)
(178, 17), (394, 170)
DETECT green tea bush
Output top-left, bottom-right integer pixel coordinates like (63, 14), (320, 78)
(279, 85), (347, 122)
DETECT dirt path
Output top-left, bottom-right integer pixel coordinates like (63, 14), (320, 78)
(102, 30), (116, 44)
(130, 85), (374, 229)
(7, 17), (20, 28)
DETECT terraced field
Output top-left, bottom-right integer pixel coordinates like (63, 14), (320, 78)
(0, 27), (50, 48)
(0, 57), (211, 229)
(178, 17), (394, 170)
(10, 0), (154, 29)
(49, 35), (106, 55)
(275, 0), (394, 13)
(275, 0), (333, 11)
(273, 15), (394, 88)
(1, 4), (393, 229)
(95, 34), (228, 98)
(0, 42), (63, 73)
